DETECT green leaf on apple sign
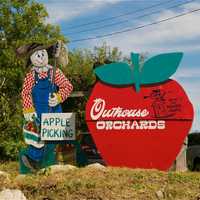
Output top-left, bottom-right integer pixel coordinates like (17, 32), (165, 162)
(94, 62), (134, 85)
(94, 52), (183, 91)
(140, 52), (183, 84)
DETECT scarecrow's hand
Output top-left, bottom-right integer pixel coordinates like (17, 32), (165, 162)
(49, 93), (61, 107)
(24, 112), (37, 122)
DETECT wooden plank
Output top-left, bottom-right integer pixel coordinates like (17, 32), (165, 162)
(69, 91), (90, 98)
(175, 143), (187, 172)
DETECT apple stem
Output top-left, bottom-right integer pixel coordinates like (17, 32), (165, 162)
(131, 53), (140, 92)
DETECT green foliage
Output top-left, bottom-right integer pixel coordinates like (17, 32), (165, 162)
(66, 43), (123, 91)
(0, 0), (65, 160)
(0, 0), (125, 160)
(67, 49), (95, 91)
(64, 44), (123, 132)
(188, 132), (200, 146)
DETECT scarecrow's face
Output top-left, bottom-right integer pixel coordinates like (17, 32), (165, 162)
(30, 49), (48, 67)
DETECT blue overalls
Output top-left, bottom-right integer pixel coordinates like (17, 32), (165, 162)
(27, 69), (62, 162)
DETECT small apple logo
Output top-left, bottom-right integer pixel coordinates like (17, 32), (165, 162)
(86, 53), (194, 171)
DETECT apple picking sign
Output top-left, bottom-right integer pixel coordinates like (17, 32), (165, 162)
(86, 52), (194, 171)
(41, 113), (75, 141)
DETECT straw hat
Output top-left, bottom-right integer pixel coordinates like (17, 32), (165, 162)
(16, 41), (69, 67)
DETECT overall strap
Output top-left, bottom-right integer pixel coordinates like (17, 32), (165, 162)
(34, 70), (39, 83)
(47, 69), (52, 82)
(33, 68), (51, 84)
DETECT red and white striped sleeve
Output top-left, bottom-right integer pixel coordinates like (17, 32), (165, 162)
(54, 68), (73, 102)
(21, 71), (35, 113)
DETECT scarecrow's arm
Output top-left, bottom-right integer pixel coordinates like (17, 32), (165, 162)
(54, 68), (73, 102)
(21, 71), (35, 113)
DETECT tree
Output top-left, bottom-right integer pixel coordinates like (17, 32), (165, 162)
(0, 0), (145, 160)
(0, 0), (65, 160)
(66, 43), (123, 91)
(64, 44), (123, 132)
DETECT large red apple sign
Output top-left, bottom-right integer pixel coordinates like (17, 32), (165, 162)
(86, 52), (194, 171)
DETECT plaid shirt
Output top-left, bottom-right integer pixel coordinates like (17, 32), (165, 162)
(22, 66), (73, 113)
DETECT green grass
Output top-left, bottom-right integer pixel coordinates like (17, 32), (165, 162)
(0, 162), (200, 200)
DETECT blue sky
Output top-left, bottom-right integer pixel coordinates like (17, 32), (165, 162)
(39, 0), (200, 131)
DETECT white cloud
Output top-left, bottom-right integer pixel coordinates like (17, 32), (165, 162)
(45, 0), (121, 24)
(174, 67), (200, 79)
(53, 0), (200, 130)
(85, 2), (200, 54)
(182, 2), (200, 10)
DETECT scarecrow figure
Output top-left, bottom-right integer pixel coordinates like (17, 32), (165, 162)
(17, 42), (73, 171)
